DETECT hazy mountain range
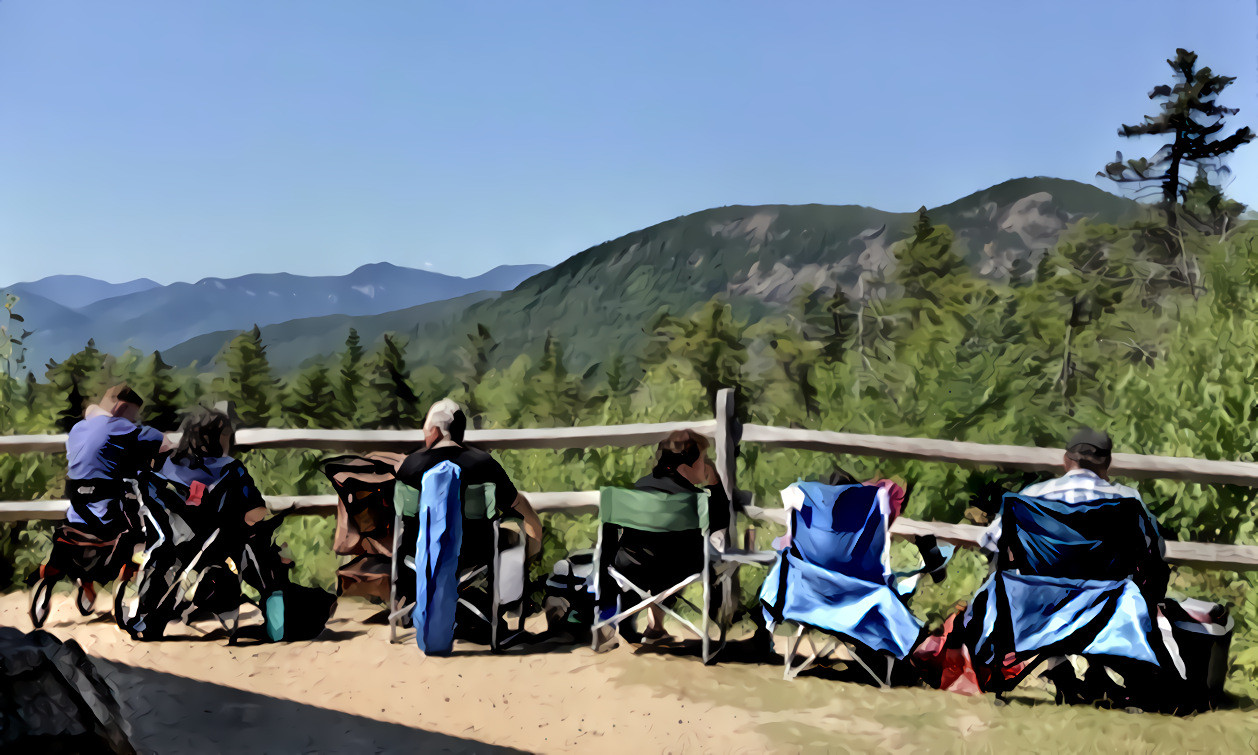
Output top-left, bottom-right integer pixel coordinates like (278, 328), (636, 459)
(3, 264), (549, 370)
(6, 177), (1144, 375)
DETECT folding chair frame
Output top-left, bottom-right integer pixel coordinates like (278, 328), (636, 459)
(780, 624), (895, 687)
(770, 485), (952, 685)
(388, 483), (526, 651)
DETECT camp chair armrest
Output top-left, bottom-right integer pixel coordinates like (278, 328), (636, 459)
(711, 545), (778, 565)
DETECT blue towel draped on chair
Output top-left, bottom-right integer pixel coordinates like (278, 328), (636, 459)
(412, 461), (463, 655)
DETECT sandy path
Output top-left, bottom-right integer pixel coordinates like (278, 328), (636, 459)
(3, 591), (782, 753)
(6, 591), (1258, 754)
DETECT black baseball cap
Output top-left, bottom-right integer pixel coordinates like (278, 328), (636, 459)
(1066, 427), (1112, 464)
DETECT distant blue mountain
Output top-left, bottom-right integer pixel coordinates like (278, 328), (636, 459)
(2, 263), (548, 371)
(7, 275), (161, 310)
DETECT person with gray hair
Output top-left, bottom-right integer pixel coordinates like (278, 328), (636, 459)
(397, 398), (543, 568)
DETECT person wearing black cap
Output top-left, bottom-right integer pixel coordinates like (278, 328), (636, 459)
(979, 427), (1162, 557)
(978, 427), (1170, 702)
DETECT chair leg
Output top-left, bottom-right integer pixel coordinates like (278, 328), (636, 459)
(389, 514), (402, 644)
(846, 644), (889, 689)
(491, 521), (501, 652)
(784, 625), (805, 680)
(701, 546), (712, 664)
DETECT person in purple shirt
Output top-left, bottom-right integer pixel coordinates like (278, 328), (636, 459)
(64, 383), (170, 533)
(47, 383), (171, 614)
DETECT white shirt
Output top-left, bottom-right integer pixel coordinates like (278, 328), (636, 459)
(978, 469), (1162, 555)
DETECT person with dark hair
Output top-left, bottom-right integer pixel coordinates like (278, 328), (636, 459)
(159, 406), (269, 532)
(610, 429), (731, 645)
(396, 398), (543, 566)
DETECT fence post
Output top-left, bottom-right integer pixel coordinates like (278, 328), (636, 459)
(714, 387), (739, 622)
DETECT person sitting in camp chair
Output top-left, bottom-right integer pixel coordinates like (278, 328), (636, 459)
(32, 384), (173, 626)
(979, 428), (1166, 586)
(600, 429), (731, 647)
(159, 406), (273, 553)
(969, 427), (1176, 704)
(395, 399), (543, 641)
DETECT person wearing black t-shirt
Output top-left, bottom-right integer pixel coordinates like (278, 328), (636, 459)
(611, 429), (730, 645)
(396, 399), (543, 572)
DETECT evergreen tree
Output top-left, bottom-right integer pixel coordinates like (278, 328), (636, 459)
(798, 285), (857, 363)
(644, 299), (747, 414)
(893, 208), (968, 305)
(1102, 48), (1254, 233)
(284, 362), (339, 428)
(455, 324), (496, 428)
(362, 334), (419, 429)
(528, 333), (583, 426)
(215, 325), (278, 428)
(132, 351), (181, 431)
(46, 340), (107, 432)
(335, 328), (365, 428)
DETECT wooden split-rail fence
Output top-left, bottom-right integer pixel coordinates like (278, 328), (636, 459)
(2, 389), (1257, 572)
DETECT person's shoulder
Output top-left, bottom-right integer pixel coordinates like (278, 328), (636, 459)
(458, 445), (494, 463)
(456, 445), (504, 474)
(1111, 481), (1142, 501)
(397, 448), (434, 479)
(1019, 479), (1051, 497)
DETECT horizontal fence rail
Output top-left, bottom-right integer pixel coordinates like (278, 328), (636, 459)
(10, 422), (1255, 485)
(741, 505), (1258, 573)
(0, 420), (719, 456)
(3, 389), (1258, 572)
(741, 425), (1258, 487)
(6, 491), (1258, 572)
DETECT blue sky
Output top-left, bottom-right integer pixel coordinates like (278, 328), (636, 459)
(1, 1), (1255, 285)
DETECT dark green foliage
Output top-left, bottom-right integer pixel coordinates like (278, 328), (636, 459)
(455, 324), (496, 428)
(335, 328), (365, 427)
(284, 363), (339, 429)
(130, 351), (182, 432)
(361, 334), (420, 430)
(894, 208), (968, 303)
(214, 325), (279, 427)
(45, 340), (107, 432)
(1102, 48), (1254, 232)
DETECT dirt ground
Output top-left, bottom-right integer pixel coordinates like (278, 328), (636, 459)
(4, 590), (1258, 754)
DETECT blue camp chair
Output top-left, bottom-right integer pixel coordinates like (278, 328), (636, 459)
(966, 493), (1180, 694)
(758, 482), (949, 685)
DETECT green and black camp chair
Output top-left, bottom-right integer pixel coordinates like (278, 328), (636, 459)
(590, 486), (769, 664)
(388, 481), (526, 650)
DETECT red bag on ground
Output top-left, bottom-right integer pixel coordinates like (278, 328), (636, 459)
(912, 608), (983, 696)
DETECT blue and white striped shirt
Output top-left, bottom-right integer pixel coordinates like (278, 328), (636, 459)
(979, 469), (1163, 555)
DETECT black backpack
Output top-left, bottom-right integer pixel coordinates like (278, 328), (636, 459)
(261, 585), (338, 642)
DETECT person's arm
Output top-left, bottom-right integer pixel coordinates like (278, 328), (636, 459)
(511, 493), (544, 559)
(978, 518), (1002, 557)
(230, 462), (271, 529)
(368, 451), (408, 472)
